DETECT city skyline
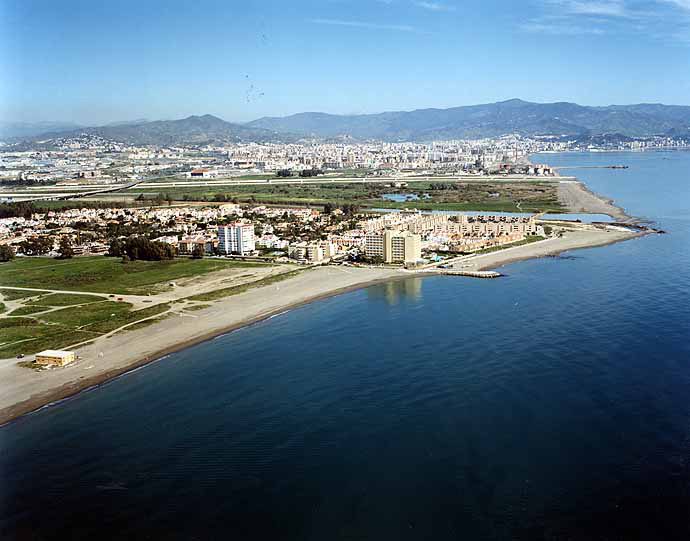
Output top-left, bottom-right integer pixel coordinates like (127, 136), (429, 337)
(2, 0), (690, 125)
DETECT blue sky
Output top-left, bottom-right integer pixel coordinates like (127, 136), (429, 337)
(2, 0), (690, 124)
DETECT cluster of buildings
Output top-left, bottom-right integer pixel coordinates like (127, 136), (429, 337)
(2, 130), (689, 192)
(356, 211), (543, 262)
(1, 198), (545, 266)
(0, 135), (569, 190)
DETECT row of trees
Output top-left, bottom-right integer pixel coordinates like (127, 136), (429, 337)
(276, 169), (324, 178)
(429, 183), (462, 191)
(0, 202), (37, 220)
(0, 237), (73, 261)
(0, 200), (133, 221)
(135, 193), (174, 205)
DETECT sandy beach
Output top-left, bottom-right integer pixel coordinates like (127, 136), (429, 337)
(558, 180), (631, 222)
(466, 228), (646, 271)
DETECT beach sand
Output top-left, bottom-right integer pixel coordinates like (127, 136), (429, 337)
(558, 180), (631, 222)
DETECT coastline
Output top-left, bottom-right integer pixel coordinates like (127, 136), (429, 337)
(0, 181), (648, 427)
(0, 268), (410, 426)
(557, 179), (632, 222)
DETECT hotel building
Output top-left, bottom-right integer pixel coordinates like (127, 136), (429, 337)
(365, 230), (422, 263)
(217, 223), (255, 255)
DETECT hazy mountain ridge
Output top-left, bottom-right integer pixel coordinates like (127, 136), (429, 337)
(6, 99), (690, 146)
(247, 99), (690, 141)
(14, 115), (295, 146)
(0, 121), (84, 139)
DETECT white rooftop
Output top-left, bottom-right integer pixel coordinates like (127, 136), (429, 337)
(36, 350), (73, 357)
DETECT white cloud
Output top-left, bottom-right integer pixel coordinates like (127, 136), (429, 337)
(662, 0), (690, 10)
(414, 1), (456, 11)
(546, 0), (629, 17)
(520, 21), (606, 34)
(308, 18), (419, 32)
(522, 1), (690, 43)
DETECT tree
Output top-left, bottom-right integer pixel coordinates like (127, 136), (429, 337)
(341, 203), (360, 216)
(191, 244), (205, 259)
(121, 236), (175, 261)
(323, 202), (334, 215)
(136, 193), (146, 202)
(0, 244), (15, 262)
(56, 237), (74, 259)
(108, 238), (123, 257)
(19, 236), (52, 256)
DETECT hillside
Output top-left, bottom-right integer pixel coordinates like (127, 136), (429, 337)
(22, 115), (294, 145)
(8, 100), (690, 146)
(247, 99), (690, 141)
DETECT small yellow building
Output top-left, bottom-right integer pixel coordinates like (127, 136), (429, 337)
(35, 350), (76, 367)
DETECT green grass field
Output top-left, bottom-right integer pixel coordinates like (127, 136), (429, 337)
(0, 317), (98, 358)
(8, 306), (49, 316)
(127, 179), (564, 213)
(0, 298), (171, 358)
(40, 301), (170, 334)
(0, 257), (272, 295)
(27, 293), (104, 306)
(0, 288), (50, 300)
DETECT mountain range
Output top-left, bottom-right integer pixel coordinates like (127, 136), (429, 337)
(5, 99), (690, 145)
(247, 99), (690, 141)
(14, 115), (291, 146)
(0, 121), (83, 139)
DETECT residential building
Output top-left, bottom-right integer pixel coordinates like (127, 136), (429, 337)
(365, 229), (422, 263)
(218, 223), (255, 255)
(288, 240), (336, 263)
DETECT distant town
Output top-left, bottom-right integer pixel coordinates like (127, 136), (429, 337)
(0, 133), (687, 187)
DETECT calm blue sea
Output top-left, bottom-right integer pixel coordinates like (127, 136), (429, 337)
(1, 151), (689, 540)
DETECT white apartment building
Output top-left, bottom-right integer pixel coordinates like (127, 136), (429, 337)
(288, 241), (337, 263)
(217, 223), (255, 255)
(365, 229), (422, 264)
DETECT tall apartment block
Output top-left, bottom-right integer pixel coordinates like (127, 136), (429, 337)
(217, 223), (255, 255)
(365, 229), (421, 263)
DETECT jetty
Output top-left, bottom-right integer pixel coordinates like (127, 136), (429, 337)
(439, 270), (502, 279)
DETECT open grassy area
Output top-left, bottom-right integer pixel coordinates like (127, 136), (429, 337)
(0, 298), (171, 358)
(0, 288), (50, 300)
(128, 179), (563, 213)
(0, 317), (98, 358)
(0, 257), (272, 295)
(27, 293), (104, 306)
(41, 301), (170, 334)
(186, 269), (306, 302)
(8, 306), (50, 316)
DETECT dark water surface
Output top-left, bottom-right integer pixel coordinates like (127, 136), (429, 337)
(1, 152), (690, 540)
